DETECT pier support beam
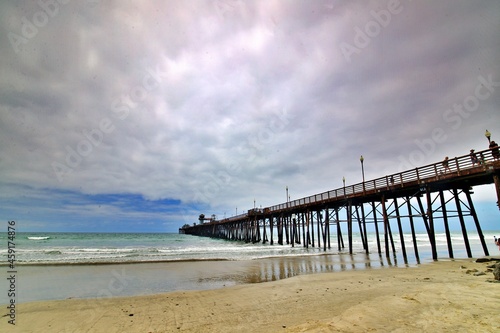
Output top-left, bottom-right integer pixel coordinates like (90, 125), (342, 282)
(393, 197), (407, 262)
(453, 189), (472, 258)
(347, 203), (353, 254)
(406, 196), (420, 263)
(439, 190), (454, 259)
(425, 188), (438, 260)
(464, 188), (489, 256)
(381, 196), (390, 256)
(372, 202), (382, 254)
(323, 209), (328, 251)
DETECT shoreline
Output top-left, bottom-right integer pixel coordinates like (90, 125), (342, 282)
(0, 257), (235, 267)
(1, 248), (429, 267)
(2, 258), (498, 332)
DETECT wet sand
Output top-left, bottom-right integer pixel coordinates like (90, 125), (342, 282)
(2, 257), (499, 332)
(6, 252), (418, 303)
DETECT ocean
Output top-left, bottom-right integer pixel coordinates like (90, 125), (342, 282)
(2, 231), (499, 265)
(1, 231), (499, 304)
(2, 232), (330, 265)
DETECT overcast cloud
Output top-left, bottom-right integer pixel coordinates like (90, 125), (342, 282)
(1, 0), (499, 232)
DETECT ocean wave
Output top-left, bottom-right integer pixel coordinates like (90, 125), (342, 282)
(27, 236), (50, 240)
(70, 248), (139, 253)
(4, 257), (233, 266)
(45, 250), (62, 255)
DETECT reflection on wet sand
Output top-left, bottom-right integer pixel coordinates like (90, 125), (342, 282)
(237, 251), (419, 284)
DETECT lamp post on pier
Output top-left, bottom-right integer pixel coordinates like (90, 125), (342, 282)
(360, 155), (365, 192)
(485, 129), (491, 143)
(342, 176), (346, 196)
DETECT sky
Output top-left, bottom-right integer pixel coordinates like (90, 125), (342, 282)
(1, 0), (499, 232)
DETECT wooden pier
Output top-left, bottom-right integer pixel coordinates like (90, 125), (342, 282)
(181, 148), (500, 261)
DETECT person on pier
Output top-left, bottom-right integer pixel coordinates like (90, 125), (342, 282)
(490, 141), (499, 160)
(479, 152), (486, 165)
(470, 149), (478, 166)
(442, 156), (451, 173)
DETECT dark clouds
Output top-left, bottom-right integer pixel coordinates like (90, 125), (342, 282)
(1, 0), (499, 231)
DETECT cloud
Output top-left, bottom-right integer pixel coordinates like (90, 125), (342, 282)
(1, 0), (499, 231)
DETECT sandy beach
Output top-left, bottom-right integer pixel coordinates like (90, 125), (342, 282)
(2, 258), (499, 333)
